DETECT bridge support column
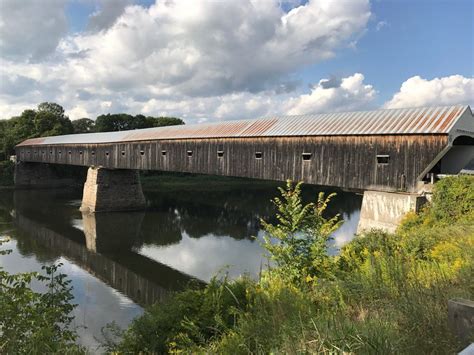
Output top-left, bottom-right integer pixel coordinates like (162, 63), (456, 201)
(14, 162), (80, 188)
(80, 166), (146, 213)
(357, 191), (427, 234)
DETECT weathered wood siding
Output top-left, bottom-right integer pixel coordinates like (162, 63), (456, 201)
(15, 135), (449, 192)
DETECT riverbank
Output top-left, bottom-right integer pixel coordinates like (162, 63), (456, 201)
(108, 175), (474, 354)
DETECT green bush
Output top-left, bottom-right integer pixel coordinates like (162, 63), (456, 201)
(0, 243), (84, 354)
(107, 276), (254, 353)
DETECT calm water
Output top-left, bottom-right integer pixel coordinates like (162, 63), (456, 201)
(0, 179), (362, 352)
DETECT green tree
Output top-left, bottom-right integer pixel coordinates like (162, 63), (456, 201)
(34, 102), (73, 137)
(149, 116), (184, 127)
(261, 180), (342, 284)
(0, 103), (73, 158)
(95, 113), (184, 132)
(72, 118), (95, 134)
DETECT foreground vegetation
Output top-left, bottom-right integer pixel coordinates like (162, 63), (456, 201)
(106, 175), (473, 354)
(0, 244), (85, 354)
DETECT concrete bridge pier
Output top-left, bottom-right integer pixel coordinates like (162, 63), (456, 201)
(80, 166), (146, 213)
(357, 190), (428, 234)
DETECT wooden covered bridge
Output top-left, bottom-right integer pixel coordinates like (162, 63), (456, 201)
(15, 105), (474, 231)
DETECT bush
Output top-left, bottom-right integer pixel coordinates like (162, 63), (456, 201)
(0, 242), (84, 354)
(260, 180), (342, 284)
(107, 276), (254, 353)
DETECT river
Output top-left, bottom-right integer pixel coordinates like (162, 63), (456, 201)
(0, 176), (362, 352)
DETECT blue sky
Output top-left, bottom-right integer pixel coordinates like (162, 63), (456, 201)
(0, 0), (472, 122)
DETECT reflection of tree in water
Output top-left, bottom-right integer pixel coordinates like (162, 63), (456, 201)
(141, 184), (361, 244)
(142, 188), (277, 242)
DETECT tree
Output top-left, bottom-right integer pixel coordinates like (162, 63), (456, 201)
(95, 114), (185, 132)
(34, 102), (73, 137)
(149, 116), (184, 127)
(0, 103), (73, 158)
(72, 118), (95, 134)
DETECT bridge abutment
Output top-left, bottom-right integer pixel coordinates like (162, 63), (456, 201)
(357, 190), (427, 233)
(14, 161), (81, 188)
(80, 166), (146, 213)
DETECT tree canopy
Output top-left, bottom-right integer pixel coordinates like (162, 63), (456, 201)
(72, 118), (95, 134)
(94, 114), (184, 132)
(0, 102), (73, 160)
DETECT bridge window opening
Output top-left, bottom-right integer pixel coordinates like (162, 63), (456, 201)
(217, 150), (224, 158)
(187, 150), (193, 157)
(255, 152), (263, 159)
(121, 151), (125, 156)
(42, 151), (45, 155)
(91, 151), (95, 156)
(105, 152), (109, 157)
(140, 150), (145, 156)
(58, 151), (61, 155)
(161, 150), (167, 156)
(79, 151), (83, 155)
(376, 154), (390, 165)
(68, 151), (71, 155)
(50, 151), (53, 154)
(302, 152), (312, 161)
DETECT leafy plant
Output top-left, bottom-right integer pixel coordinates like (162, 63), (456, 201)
(260, 180), (342, 284)
(0, 239), (84, 354)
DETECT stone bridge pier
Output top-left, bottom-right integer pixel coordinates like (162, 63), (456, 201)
(80, 166), (146, 213)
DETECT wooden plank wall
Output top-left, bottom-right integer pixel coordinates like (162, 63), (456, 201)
(16, 135), (449, 192)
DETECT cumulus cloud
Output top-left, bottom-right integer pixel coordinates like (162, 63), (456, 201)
(61, 0), (370, 96)
(0, 0), (373, 121)
(286, 73), (377, 114)
(86, 0), (133, 32)
(0, 0), (68, 61)
(384, 75), (474, 108)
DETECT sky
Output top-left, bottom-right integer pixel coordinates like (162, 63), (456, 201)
(0, 0), (473, 123)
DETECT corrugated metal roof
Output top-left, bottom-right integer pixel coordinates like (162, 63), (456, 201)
(17, 105), (471, 146)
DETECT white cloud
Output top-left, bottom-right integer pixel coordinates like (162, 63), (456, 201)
(286, 73), (377, 114)
(86, 0), (133, 32)
(62, 0), (370, 96)
(384, 75), (474, 109)
(0, 0), (68, 61)
(0, 0), (373, 121)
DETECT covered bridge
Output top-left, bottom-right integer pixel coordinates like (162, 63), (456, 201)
(16, 104), (474, 194)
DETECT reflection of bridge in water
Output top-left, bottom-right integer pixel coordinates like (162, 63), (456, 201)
(5, 183), (362, 305)
(12, 209), (199, 307)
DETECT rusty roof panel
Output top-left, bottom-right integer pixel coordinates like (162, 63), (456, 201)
(16, 105), (470, 147)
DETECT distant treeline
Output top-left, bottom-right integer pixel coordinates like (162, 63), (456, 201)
(0, 102), (184, 161)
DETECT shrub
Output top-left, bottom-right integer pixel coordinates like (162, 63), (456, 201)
(261, 180), (342, 284)
(0, 242), (84, 354)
